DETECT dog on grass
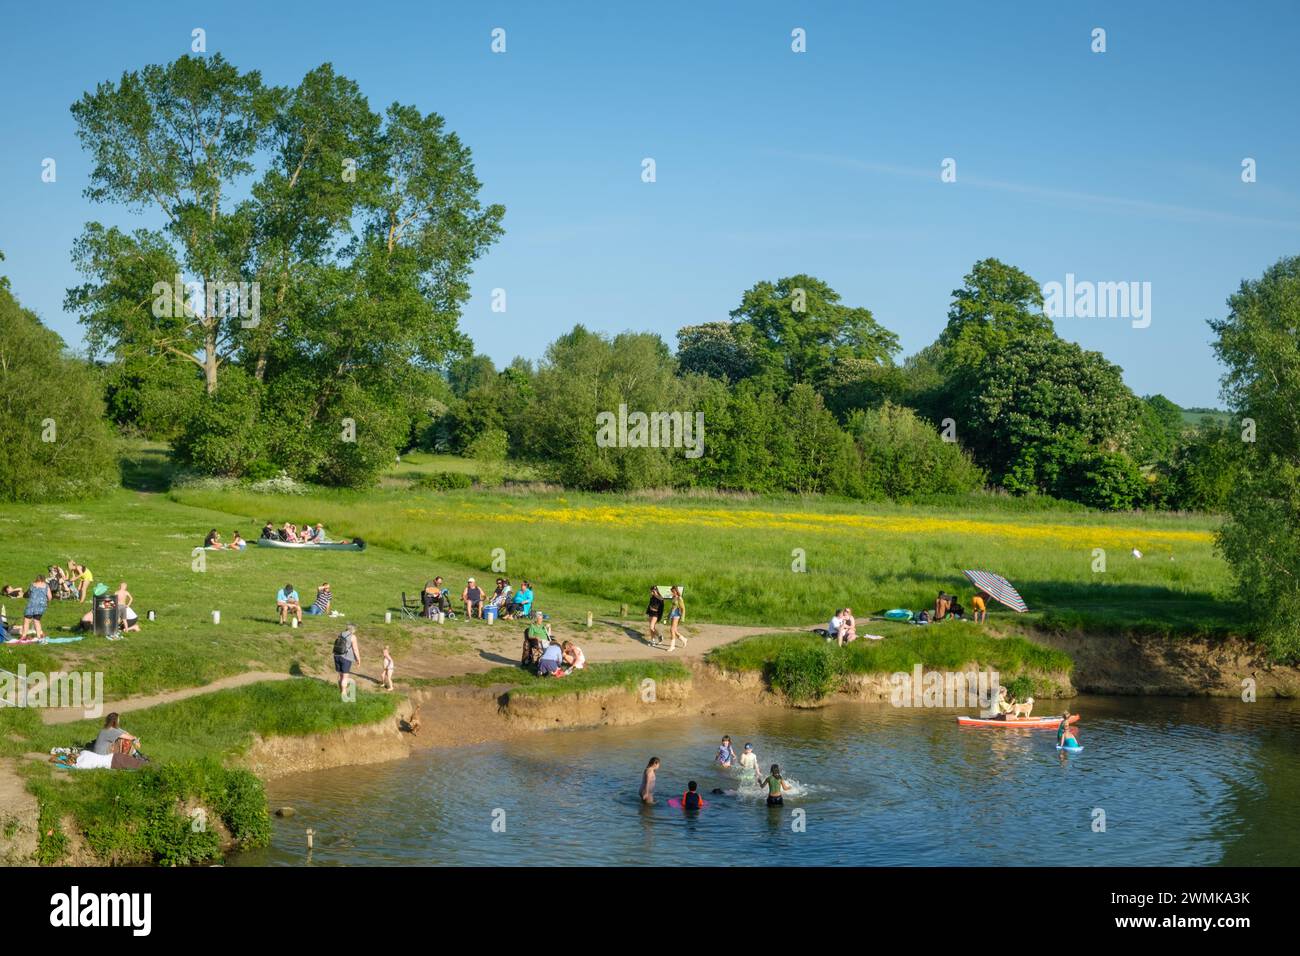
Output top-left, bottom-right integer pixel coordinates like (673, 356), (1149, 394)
(403, 706), (422, 736)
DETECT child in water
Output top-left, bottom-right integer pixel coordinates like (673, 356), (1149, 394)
(761, 763), (792, 806)
(737, 743), (761, 785)
(1057, 713), (1079, 749)
(681, 780), (704, 811)
(716, 735), (736, 768)
(640, 757), (660, 804)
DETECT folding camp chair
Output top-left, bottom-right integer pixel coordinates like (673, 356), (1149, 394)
(399, 592), (422, 621)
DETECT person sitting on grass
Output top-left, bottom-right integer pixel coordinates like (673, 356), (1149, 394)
(276, 583), (303, 625)
(559, 640), (586, 675)
(827, 609), (844, 643)
(934, 590), (952, 621)
(204, 528), (224, 549)
(231, 531), (247, 550)
(462, 577), (484, 619)
(306, 582), (332, 616)
(521, 611), (551, 669)
(837, 606), (858, 647)
(91, 712), (139, 757)
(538, 638), (564, 677)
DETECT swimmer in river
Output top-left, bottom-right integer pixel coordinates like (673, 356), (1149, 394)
(737, 742), (761, 785)
(716, 735), (736, 768)
(1057, 713), (1079, 749)
(640, 756), (660, 804)
(760, 763), (792, 806)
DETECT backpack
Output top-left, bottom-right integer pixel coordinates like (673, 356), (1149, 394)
(333, 632), (351, 656)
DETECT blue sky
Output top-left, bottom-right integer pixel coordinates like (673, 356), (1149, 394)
(2, 1), (1298, 407)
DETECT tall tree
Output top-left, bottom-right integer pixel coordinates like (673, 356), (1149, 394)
(1210, 255), (1300, 660)
(726, 275), (899, 390)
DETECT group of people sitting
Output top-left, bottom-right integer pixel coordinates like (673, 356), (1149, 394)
(827, 607), (859, 645)
(275, 581), (339, 624)
(204, 529), (247, 550)
(422, 576), (535, 621)
(260, 520), (333, 544)
(931, 590), (986, 623)
(520, 612), (585, 676)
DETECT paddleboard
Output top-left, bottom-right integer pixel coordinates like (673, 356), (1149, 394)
(1056, 744), (1084, 752)
(884, 609), (912, 621)
(957, 714), (1080, 730)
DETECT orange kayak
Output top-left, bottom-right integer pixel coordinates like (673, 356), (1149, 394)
(956, 714), (1080, 729)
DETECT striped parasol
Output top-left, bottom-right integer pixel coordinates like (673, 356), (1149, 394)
(962, 570), (1029, 613)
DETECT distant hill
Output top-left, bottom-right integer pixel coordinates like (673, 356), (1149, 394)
(1179, 407), (1232, 427)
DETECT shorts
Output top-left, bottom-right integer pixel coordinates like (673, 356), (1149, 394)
(334, 655), (352, 674)
(538, 658), (560, 676)
(766, 795), (784, 806)
(24, 611), (44, 620)
(670, 609), (682, 619)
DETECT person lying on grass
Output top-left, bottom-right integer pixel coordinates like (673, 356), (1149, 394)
(277, 583), (303, 625)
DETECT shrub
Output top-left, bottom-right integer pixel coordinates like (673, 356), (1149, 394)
(413, 471), (474, 491)
(768, 641), (845, 704)
(1004, 674), (1035, 702)
(0, 284), (119, 502)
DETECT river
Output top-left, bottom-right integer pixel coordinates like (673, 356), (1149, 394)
(229, 695), (1300, 866)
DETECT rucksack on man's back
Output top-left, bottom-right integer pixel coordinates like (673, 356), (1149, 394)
(333, 633), (351, 656)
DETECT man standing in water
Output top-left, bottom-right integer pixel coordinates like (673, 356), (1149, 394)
(640, 757), (660, 804)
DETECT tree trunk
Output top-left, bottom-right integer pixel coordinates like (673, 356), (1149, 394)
(204, 325), (219, 394)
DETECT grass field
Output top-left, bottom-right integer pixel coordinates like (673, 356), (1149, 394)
(0, 445), (1243, 864)
(169, 479), (1234, 641)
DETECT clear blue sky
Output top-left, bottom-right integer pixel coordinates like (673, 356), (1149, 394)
(2, 0), (1298, 407)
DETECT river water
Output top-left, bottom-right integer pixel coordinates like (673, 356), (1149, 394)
(230, 695), (1300, 866)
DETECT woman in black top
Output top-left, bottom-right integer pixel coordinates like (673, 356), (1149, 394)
(646, 586), (665, 647)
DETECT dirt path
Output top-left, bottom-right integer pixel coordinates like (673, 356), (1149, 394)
(0, 758), (39, 864)
(370, 618), (788, 681)
(34, 621), (797, 725)
(40, 670), (294, 725)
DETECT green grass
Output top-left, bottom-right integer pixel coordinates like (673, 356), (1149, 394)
(409, 659), (689, 698)
(708, 629), (1073, 676)
(3, 678), (398, 865)
(169, 478), (1236, 641)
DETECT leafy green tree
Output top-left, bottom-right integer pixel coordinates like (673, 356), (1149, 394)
(939, 258), (1055, 363)
(1165, 421), (1245, 511)
(0, 283), (119, 502)
(65, 54), (502, 486)
(845, 403), (983, 500)
(675, 322), (758, 381)
(967, 334), (1141, 500)
(726, 275), (899, 390)
(467, 427), (509, 487)
(1209, 256), (1300, 659)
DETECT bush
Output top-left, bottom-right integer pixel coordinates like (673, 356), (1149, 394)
(172, 368), (265, 478)
(413, 471), (474, 491)
(1004, 674), (1035, 702)
(0, 284), (120, 502)
(845, 402), (984, 500)
(768, 641), (845, 704)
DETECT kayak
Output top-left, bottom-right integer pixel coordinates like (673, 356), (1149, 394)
(256, 538), (365, 551)
(956, 714), (1080, 730)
